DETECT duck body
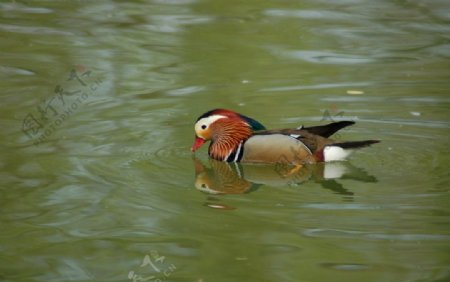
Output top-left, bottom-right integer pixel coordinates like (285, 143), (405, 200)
(191, 109), (379, 164)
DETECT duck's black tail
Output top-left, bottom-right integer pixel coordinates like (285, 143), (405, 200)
(333, 140), (380, 149)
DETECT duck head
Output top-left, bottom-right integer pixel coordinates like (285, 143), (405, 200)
(191, 109), (266, 161)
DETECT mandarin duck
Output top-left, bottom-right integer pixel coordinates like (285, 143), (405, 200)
(191, 109), (379, 164)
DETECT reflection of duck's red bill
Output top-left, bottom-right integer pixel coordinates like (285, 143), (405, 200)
(191, 137), (205, 152)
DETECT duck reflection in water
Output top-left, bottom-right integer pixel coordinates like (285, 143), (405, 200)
(193, 157), (377, 196)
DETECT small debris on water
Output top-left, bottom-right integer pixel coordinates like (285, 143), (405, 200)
(410, 111), (421, 116)
(204, 203), (236, 210)
(235, 257), (248, 261)
(346, 90), (364, 95)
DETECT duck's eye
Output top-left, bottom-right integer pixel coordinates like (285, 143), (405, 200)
(201, 125), (207, 130)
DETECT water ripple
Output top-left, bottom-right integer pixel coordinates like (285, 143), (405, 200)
(0, 65), (35, 76)
(264, 9), (362, 22)
(303, 228), (450, 241)
(0, 3), (53, 14)
(0, 23), (73, 35)
(285, 50), (375, 64)
(321, 263), (370, 271)
(260, 82), (370, 92)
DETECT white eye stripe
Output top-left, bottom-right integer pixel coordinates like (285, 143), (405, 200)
(195, 115), (227, 132)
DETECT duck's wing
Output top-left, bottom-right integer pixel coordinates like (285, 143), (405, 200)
(241, 131), (323, 164)
(251, 128), (379, 162)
